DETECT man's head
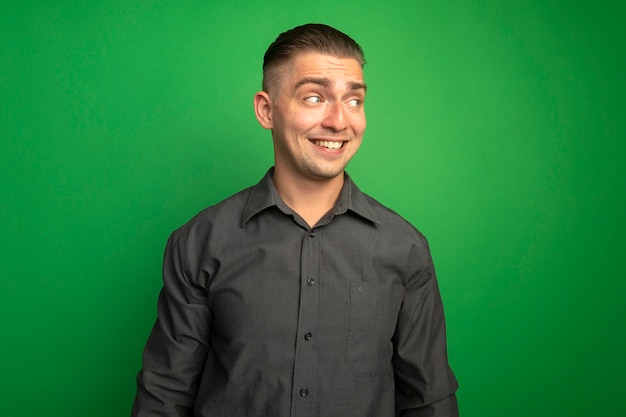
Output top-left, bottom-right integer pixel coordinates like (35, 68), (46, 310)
(254, 24), (367, 184)
(262, 23), (365, 95)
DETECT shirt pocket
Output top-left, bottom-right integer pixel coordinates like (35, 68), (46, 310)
(345, 281), (404, 377)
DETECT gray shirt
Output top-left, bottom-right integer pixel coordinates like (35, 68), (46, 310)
(132, 169), (458, 417)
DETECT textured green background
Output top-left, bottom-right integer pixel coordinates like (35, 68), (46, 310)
(2, 1), (624, 415)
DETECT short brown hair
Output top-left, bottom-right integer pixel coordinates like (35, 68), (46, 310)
(262, 23), (366, 93)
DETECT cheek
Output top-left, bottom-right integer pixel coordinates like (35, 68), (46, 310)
(285, 109), (323, 132)
(351, 113), (367, 135)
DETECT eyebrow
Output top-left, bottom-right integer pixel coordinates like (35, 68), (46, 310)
(295, 77), (368, 92)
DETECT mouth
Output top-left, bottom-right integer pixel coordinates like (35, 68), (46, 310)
(310, 139), (345, 150)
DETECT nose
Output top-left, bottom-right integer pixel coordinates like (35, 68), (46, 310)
(321, 101), (348, 132)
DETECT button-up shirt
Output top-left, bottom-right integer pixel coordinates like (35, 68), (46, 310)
(132, 169), (458, 417)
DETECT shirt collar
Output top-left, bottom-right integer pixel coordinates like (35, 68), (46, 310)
(241, 168), (381, 227)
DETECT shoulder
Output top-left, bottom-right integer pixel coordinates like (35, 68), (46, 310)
(349, 187), (436, 281)
(172, 185), (254, 243)
(359, 190), (431, 250)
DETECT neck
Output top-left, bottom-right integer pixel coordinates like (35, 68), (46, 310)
(272, 167), (344, 228)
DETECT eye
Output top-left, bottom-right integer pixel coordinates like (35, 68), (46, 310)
(304, 96), (322, 104)
(347, 98), (362, 107)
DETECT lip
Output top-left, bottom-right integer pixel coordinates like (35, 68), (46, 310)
(309, 139), (346, 153)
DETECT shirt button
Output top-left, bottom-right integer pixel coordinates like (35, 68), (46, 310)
(308, 230), (315, 238)
(307, 278), (316, 286)
(300, 388), (308, 397)
(304, 332), (312, 341)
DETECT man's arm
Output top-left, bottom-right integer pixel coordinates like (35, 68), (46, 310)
(132, 229), (211, 417)
(393, 244), (459, 417)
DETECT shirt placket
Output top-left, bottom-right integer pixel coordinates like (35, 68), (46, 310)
(290, 227), (320, 417)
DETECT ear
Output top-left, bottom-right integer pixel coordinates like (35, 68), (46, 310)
(254, 91), (273, 129)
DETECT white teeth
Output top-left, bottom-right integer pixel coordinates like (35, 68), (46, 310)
(313, 140), (343, 149)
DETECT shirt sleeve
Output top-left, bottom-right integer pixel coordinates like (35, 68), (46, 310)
(393, 243), (459, 417)
(132, 228), (211, 417)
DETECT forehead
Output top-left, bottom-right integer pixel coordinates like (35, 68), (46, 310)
(269, 52), (364, 93)
(288, 52), (364, 81)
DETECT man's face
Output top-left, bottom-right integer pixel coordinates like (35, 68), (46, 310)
(259, 52), (367, 182)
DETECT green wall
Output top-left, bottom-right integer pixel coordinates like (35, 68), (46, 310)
(2, 1), (624, 415)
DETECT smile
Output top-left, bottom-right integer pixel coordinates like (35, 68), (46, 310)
(311, 140), (344, 150)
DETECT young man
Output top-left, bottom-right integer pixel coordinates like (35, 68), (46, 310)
(132, 23), (458, 417)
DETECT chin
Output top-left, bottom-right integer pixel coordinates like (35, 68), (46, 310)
(309, 169), (345, 181)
